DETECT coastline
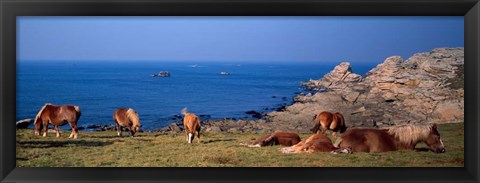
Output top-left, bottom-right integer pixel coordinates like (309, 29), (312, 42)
(17, 47), (465, 135)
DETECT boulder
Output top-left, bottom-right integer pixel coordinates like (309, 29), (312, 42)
(301, 62), (362, 91)
(205, 126), (222, 133)
(16, 119), (34, 129)
(431, 101), (464, 123)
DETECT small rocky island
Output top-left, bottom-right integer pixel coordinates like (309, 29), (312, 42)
(151, 71), (170, 77)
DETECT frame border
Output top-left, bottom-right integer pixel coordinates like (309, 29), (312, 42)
(1, 0), (479, 182)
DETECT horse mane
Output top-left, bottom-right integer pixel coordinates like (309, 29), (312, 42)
(385, 124), (433, 147)
(34, 103), (52, 125)
(126, 108), (140, 126)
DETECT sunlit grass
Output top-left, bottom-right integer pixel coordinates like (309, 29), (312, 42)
(16, 123), (464, 167)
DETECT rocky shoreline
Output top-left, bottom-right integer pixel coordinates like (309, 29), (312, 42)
(152, 47), (465, 134)
(17, 48), (464, 134)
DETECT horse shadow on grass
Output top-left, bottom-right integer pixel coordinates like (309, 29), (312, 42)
(17, 140), (114, 148)
(201, 138), (237, 144)
(415, 147), (432, 152)
(94, 134), (149, 139)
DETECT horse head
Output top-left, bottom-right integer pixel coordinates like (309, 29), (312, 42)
(33, 103), (52, 135)
(424, 123), (445, 153)
(127, 109), (141, 136)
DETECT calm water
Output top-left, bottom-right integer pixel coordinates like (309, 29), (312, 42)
(16, 61), (375, 130)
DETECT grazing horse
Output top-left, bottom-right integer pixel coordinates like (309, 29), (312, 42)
(334, 123), (445, 153)
(34, 103), (81, 139)
(113, 108), (141, 137)
(242, 132), (301, 147)
(279, 134), (352, 154)
(310, 111), (347, 136)
(182, 108), (201, 144)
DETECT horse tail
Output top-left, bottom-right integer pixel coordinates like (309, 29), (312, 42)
(181, 107), (188, 116)
(335, 112), (345, 127)
(310, 115), (321, 133)
(74, 105), (81, 117)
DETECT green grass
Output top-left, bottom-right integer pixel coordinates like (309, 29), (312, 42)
(16, 122), (464, 167)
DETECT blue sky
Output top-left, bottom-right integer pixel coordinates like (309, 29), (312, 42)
(17, 16), (464, 63)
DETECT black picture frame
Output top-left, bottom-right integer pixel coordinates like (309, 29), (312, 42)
(1, 0), (479, 182)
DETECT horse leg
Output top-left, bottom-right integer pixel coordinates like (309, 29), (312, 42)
(54, 125), (60, 137)
(68, 122), (79, 139)
(42, 121), (49, 137)
(129, 126), (134, 137)
(196, 130), (201, 143)
(321, 128), (327, 136)
(116, 124), (122, 137)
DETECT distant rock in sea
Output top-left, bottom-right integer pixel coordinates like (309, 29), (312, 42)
(151, 71), (170, 77)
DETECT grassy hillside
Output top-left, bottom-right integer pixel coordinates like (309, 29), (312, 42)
(16, 122), (464, 167)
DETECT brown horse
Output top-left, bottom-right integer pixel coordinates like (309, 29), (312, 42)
(310, 111), (347, 136)
(242, 132), (301, 147)
(334, 123), (446, 153)
(34, 103), (81, 139)
(113, 108), (141, 137)
(279, 134), (352, 154)
(182, 108), (201, 144)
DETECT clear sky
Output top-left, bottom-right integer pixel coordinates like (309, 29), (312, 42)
(17, 16), (464, 63)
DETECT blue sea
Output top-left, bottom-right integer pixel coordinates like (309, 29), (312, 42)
(16, 61), (375, 130)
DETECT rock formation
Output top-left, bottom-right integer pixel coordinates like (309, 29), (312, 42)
(156, 47), (464, 134)
(267, 47), (464, 132)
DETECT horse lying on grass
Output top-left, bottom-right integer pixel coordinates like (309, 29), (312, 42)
(241, 132), (301, 147)
(34, 103), (81, 139)
(279, 134), (352, 154)
(310, 111), (347, 136)
(113, 108), (141, 137)
(182, 107), (201, 144)
(334, 123), (445, 153)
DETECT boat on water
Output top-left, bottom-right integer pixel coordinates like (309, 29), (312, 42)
(220, 71), (230, 76)
(151, 71), (170, 77)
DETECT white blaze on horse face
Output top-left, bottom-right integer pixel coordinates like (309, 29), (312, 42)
(440, 138), (444, 147)
(188, 133), (193, 144)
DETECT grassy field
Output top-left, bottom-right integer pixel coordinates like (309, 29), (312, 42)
(16, 122), (464, 167)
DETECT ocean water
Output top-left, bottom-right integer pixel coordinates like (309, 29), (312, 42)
(16, 61), (375, 130)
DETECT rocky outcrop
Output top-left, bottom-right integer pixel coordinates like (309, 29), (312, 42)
(302, 62), (362, 92)
(16, 119), (34, 129)
(267, 47), (464, 130)
(155, 47), (464, 134)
